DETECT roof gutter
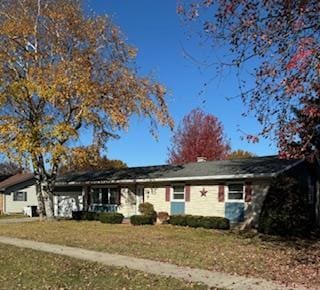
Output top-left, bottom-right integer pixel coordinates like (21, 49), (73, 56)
(55, 172), (277, 186)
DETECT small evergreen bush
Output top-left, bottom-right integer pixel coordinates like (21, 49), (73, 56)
(169, 215), (230, 230)
(72, 211), (83, 220)
(168, 215), (189, 226)
(138, 202), (157, 222)
(72, 211), (99, 221)
(130, 215), (154, 225)
(99, 212), (124, 224)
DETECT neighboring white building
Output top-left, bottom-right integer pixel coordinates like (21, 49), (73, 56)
(0, 173), (38, 214)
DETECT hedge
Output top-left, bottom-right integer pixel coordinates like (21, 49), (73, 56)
(169, 215), (230, 230)
(130, 215), (154, 225)
(99, 212), (124, 224)
(72, 211), (99, 221)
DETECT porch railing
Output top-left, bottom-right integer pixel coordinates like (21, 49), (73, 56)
(89, 204), (118, 213)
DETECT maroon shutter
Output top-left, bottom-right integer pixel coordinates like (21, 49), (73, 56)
(245, 182), (252, 202)
(165, 185), (171, 202)
(185, 185), (190, 202)
(218, 184), (225, 202)
(117, 187), (121, 205)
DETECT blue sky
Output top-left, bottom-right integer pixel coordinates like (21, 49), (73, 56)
(82, 0), (277, 166)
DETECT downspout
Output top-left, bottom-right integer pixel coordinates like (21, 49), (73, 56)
(3, 192), (6, 214)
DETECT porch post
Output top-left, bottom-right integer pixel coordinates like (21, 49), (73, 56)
(83, 185), (91, 211)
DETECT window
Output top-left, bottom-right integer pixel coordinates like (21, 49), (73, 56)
(101, 188), (109, 204)
(109, 188), (118, 204)
(13, 191), (27, 202)
(92, 188), (100, 204)
(228, 184), (244, 200)
(92, 187), (118, 205)
(172, 185), (185, 201)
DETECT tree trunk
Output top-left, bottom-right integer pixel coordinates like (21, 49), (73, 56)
(35, 181), (46, 220)
(43, 191), (55, 220)
(42, 182), (55, 220)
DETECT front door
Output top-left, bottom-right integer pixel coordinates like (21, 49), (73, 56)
(170, 185), (185, 215)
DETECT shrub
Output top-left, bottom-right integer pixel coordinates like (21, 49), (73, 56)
(186, 215), (203, 228)
(169, 214), (230, 230)
(157, 211), (169, 224)
(130, 215), (154, 225)
(258, 176), (313, 236)
(72, 211), (99, 221)
(138, 202), (154, 216)
(99, 212), (124, 224)
(138, 202), (157, 222)
(72, 211), (83, 220)
(85, 211), (99, 221)
(168, 215), (188, 226)
(200, 216), (230, 230)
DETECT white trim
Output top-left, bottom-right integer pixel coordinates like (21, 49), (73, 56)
(56, 174), (270, 186)
(91, 184), (118, 188)
(56, 159), (304, 186)
(171, 184), (185, 202)
(226, 183), (245, 203)
(91, 187), (118, 206)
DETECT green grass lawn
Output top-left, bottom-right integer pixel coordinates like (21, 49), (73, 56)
(0, 243), (207, 290)
(0, 221), (318, 288)
(0, 213), (26, 219)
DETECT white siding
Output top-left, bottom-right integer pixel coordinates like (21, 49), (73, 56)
(4, 184), (38, 214)
(144, 186), (170, 213)
(144, 184), (224, 216)
(117, 186), (138, 217)
(185, 185), (225, 217)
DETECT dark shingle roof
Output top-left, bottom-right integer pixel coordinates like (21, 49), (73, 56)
(0, 173), (34, 191)
(56, 155), (301, 184)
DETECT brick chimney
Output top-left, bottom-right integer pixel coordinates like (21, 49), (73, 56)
(197, 157), (207, 162)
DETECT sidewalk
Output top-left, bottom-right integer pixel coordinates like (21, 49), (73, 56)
(0, 236), (309, 290)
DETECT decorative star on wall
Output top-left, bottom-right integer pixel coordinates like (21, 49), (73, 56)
(200, 188), (208, 197)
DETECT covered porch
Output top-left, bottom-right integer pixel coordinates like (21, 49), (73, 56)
(54, 184), (144, 218)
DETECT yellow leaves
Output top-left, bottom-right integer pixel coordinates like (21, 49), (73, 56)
(51, 123), (78, 140)
(0, 0), (173, 175)
(127, 46), (138, 59)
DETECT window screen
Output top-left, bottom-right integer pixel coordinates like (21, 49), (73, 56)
(228, 184), (243, 200)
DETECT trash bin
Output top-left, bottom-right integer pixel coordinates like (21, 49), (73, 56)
(31, 206), (38, 217)
(23, 206), (31, 217)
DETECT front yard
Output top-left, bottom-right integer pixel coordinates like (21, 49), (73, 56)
(0, 221), (318, 288)
(0, 213), (26, 219)
(0, 243), (206, 289)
